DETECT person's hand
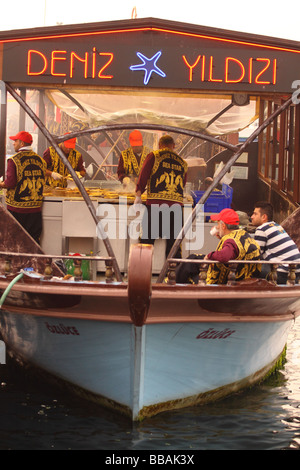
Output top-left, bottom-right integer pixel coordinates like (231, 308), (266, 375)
(51, 172), (63, 181)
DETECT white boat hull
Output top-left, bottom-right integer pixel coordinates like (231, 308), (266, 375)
(0, 308), (293, 420)
(1, 241), (299, 420)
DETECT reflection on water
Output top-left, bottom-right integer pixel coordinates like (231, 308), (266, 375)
(0, 322), (299, 450)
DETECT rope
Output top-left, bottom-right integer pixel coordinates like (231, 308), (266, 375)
(0, 273), (24, 308)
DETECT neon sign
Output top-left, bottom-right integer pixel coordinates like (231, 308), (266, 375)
(26, 47), (278, 87)
(130, 51), (166, 85)
(27, 49), (114, 79)
(183, 55), (277, 84)
(3, 18), (298, 93)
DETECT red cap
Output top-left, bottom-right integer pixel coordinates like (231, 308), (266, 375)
(129, 130), (143, 146)
(210, 208), (239, 225)
(63, 133), (76, 149)
(9, 131), (33, 145)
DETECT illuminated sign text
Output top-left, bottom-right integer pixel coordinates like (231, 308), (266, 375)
(2, 23), (298, 93)
(182, 55), (277, 84)
(26, 47), (278, 87)
(27, 48), (114, 79)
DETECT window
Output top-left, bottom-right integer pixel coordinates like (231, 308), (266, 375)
(258, 99), (300, 204)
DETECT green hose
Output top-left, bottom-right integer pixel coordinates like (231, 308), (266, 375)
(0, 272), (24, 308)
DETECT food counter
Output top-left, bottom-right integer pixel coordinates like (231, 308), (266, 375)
(41, 185), (218, 274)
(1, 185), (218, 275)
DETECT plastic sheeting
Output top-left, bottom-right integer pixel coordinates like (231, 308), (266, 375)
(47, 89), (258, 137)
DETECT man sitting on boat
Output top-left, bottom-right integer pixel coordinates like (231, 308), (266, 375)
(176, 208), (261, 284)
(251, 201), (300, 284)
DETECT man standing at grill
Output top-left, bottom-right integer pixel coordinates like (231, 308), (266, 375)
(0, 131), (46, 244)
(135, 134), (187, 259)
(43, 134), (86, 188)
(117, 130), (150, 183)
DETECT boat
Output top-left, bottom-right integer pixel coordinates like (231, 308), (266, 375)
(0, 18), (300, 421)
(1, 199), (300, 420)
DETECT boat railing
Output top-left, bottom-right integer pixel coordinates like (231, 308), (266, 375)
(165, 258), (300, 286)
(1, 251), (299, 286)
(0, 251), (116, 283)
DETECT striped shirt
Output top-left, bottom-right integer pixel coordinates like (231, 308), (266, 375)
(254, 221), (300, 272)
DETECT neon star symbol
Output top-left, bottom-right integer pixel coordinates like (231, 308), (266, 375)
(130, 51), (166, 85)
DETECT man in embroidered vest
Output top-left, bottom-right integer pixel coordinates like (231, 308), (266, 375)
(43, 134), (86, 188)
(176, 208), (261, 284)
(0, 131), (46, 244)
(117, 130), (150, 183)
(135, 135), (187, 259)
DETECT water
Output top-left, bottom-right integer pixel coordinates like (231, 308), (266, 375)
(0, 322), (300, 451)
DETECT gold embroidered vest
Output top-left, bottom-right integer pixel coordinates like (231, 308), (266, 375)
(206, 229), (261, 284)
(6, 150), (46, 210)
(121, 146), (149, 179)
(147, 149), (187, 204)
(47, 146), (82, 188)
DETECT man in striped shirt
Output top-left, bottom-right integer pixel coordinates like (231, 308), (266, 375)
(251, 201), (300, 284)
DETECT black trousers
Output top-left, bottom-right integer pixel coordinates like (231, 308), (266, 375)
(175, 253), (205, 284)
(9, 210), (43, 245)
(259, 263), (300, 285)
(140, 204), (183, 259)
